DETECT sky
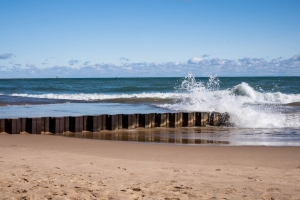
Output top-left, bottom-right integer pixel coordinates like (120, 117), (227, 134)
(0, 0), (300, 78)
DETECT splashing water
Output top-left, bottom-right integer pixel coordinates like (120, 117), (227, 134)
(159, 74), (300, 128)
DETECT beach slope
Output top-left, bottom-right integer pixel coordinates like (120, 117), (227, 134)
(0, 134), (300, 199)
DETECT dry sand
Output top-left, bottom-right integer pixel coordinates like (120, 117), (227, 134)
(0, 134), (300, 200)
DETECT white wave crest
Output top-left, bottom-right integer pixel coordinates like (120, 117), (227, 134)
(231, 82), (300, 104)
(10, 92), (182, 101)
(158, 74), (300, 128)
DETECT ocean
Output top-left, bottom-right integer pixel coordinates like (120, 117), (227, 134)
(1, 75), (300, 145)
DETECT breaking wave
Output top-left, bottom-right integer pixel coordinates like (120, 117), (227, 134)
(158, 74), (300, 128)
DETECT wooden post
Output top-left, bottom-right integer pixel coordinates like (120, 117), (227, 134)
(101, 115), (107, 130)
(16, 118), (21, 134)
(188, 112), (195, 127)
(41, 117), (45, 132)
(59, 117), (64, 134)
(94, 116), (102, 132)
(154, 113), (160, 127)
(182, 113), (188, 127)
(128, 114), (136, 129)
(137, 114), (145, 128)
(195, 112), (201, 126)
(49, 117), (60, 134)
(209, 112), (220, 126)
(0, 119), (5, 133)
(111, 115), (118, 130)
(160, 113), (167, 127)
(175, 113), (182, 127)
(43, 117), (50, 132)
(36, 118), (42, 134)
(64, 117), (70, 132)
(145, 113), (154, 128)
(83, 116), (88, 131)
(117, 114), (123, 129)
(26, 118), (37, 134)
(85, 116), (101, 132)
(182, 113), (194, 127)
(167, 113), (175, 127)
(5, 119), (18, 134)
(70, 116), (83, 133)
(201, 112), (208, 127)
(106, 115), (118, 130)
(121, 114), (128, 129)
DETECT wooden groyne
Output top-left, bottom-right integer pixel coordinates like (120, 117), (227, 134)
(0, 112), (229, 134)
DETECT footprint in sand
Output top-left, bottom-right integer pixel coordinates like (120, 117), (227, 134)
(266, 188), (280, 192)
(13, 188), (27, 194)
(173, 185), (193, 192)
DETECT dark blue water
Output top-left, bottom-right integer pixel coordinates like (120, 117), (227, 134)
(0, 77), (299, 96)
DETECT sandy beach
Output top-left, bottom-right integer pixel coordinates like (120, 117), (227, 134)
(0, 134), (300, 200)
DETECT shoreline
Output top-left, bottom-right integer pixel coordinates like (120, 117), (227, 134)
(1, 134), (300, 199)
(2, 125), (300, 147)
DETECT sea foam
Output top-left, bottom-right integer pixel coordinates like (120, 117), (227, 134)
(158, 74), (300, 128)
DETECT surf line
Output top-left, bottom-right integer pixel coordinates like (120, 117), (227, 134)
(0, 112), (230, 134)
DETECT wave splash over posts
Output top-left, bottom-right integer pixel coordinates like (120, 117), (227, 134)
(6, 75), (300, 128)
(158, 74), (300, 128)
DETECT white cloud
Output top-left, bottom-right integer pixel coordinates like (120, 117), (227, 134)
(1, 54), (300, 78)
(188, 57), (203, 64)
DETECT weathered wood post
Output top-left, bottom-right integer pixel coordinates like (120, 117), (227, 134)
(0, 119), (5, 133)
(121, 114), (128, 129)
(49, 117), (58, 134)
(83, 116), (88, 131)
(154, 113), (161, 127)
(161, 113), (167, 127)
(70, 116), (83, 133)
(145, 113), (155, 128)
(91, 115), (102, 132)
(64, 117), (70, 132)
(5, 119), (19, 134)
(128, 114), (137, 129)
(209, 112), (221, 126)
(182, 113), (195, 127)
(154, 113), (167, 127)
(169, 113), (180, 128)
(195, 112), (209, 127)
(137, 114), (145, 128)
(106, 115), (118, 130)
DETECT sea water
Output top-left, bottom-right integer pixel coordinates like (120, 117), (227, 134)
(0, 75), (299, 145)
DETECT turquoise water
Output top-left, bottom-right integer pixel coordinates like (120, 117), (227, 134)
(0, 77), (299, 96)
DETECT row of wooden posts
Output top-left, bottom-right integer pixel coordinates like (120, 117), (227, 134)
(0, 112), (229, 134)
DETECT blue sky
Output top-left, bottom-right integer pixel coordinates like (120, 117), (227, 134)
(1, 0), (300, 78)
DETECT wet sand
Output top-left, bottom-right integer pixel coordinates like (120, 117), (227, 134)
(0, 134), (300, 199)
